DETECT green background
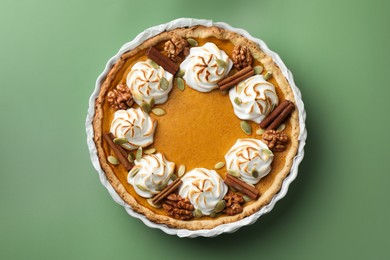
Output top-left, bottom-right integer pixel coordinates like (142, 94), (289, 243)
(1, 0), (389, 259)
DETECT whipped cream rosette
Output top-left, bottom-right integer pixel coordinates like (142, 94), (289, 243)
(127, 60), (173, 105)
(229, 75), (279, 123)
(110, 107), (157, 150)
(225, 139), (274, 185)
(180, 42), (232, 92)
(127, 153), (175, 198)
(178, 168), (228, 215)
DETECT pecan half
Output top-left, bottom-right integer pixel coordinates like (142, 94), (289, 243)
(232, 45), (253, 70)
(164, 35), (190, 63)
(262, 130), (289, 152)
(107, 83), (134, 110)
(223, 191), (244, 216)
(162, 194), (194, 220)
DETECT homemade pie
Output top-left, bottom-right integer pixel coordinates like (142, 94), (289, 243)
(90, 22), (301, 231)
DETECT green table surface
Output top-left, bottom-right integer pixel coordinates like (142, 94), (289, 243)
(1, 0), (389, 259)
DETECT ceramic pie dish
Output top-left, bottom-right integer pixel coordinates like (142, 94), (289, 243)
(86, 18), (306, 237)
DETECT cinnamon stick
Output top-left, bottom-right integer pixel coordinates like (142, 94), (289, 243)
(217, 66), (253, 86)
(224, 174), (259, 200)
(218, 69), (254, 91)
(259, 100), (293, 129)
(266, 102), (295, 130)
(151, 178), (182, 205)
(147, 46), (179, 75)
(103, 133), (133, 171)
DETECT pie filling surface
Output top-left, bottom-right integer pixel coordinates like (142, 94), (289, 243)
(92, 25), (300, 230)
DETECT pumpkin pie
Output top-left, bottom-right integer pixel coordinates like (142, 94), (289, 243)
(90, 22), (302, 231)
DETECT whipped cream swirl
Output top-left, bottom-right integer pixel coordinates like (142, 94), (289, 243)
(229, 75), (279, 123)
(110, 107), (157, 150)
(225, 139), (274, 185)
(127, 60), (173, 105)
(127, 153), (175, 198)
(178, 168), (228, 215)
(180, 42), (232, 92)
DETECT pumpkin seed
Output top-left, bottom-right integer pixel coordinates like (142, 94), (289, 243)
(113, 137), (128, 145)
(220, 89), (228, 96)
(210, 211), (223, 218)
(129, 167), (140, 177)
(240, 121), (252, 135)
(264, 71), (273, 81)
(141, 101), (151, 113)
(144, 148), (156, 155)
(243, 195), (251, 203)
(136, 147), (143, 161)
(247, 182), (256, 188)
(177, 165), (186, 177)
(270, 103), (276, 112)
(176, 69), (185, 78)
(187, 38), (198, 47)
(156, 178), (169, 191)
(151, 107), (166, 116)
(136, 184), (148, 192)
(237, 82), (245, 94)
(127, 153), (135, 163)
(262, 148), (273, 157)
(120, 144), (132, 150)
(193, 209), (203, 218)
(149, 97), (155, 108)
(160, 77), (169, 90)
(277, 123), (286, 131)
(214, 200), (226, 213)
(234, 97), (242, 105)
(251, 169), (259, 178)
(256, 128), (265, 135)
(176, 77), (185, 91)
(107, 155), (119, 165)
(148, 59), (159, 69)
(216, 59), (227, 69)
(170, 174), (178, 180)
(133, 92), (143, 101)
(261, 149), (272, 161)
(214, 161), (225, 170)
(229, 186), (237, 192)
(254, 65), (264, 75)
(228, 170), (240, 178)
(147, 198), (161, 208)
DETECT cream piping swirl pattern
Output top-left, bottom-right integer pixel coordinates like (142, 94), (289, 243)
(178, 168), (228, 215)
(225, 139), (274, 185)
(110, 108), (157, 150)
(127, 153), (175, 198)
(229, 75), (278, 124)
(180, 42), (232, 92)
(127, 60), (173, 105)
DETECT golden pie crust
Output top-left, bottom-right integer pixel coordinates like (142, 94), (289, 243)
(92, 25), (300, 230)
